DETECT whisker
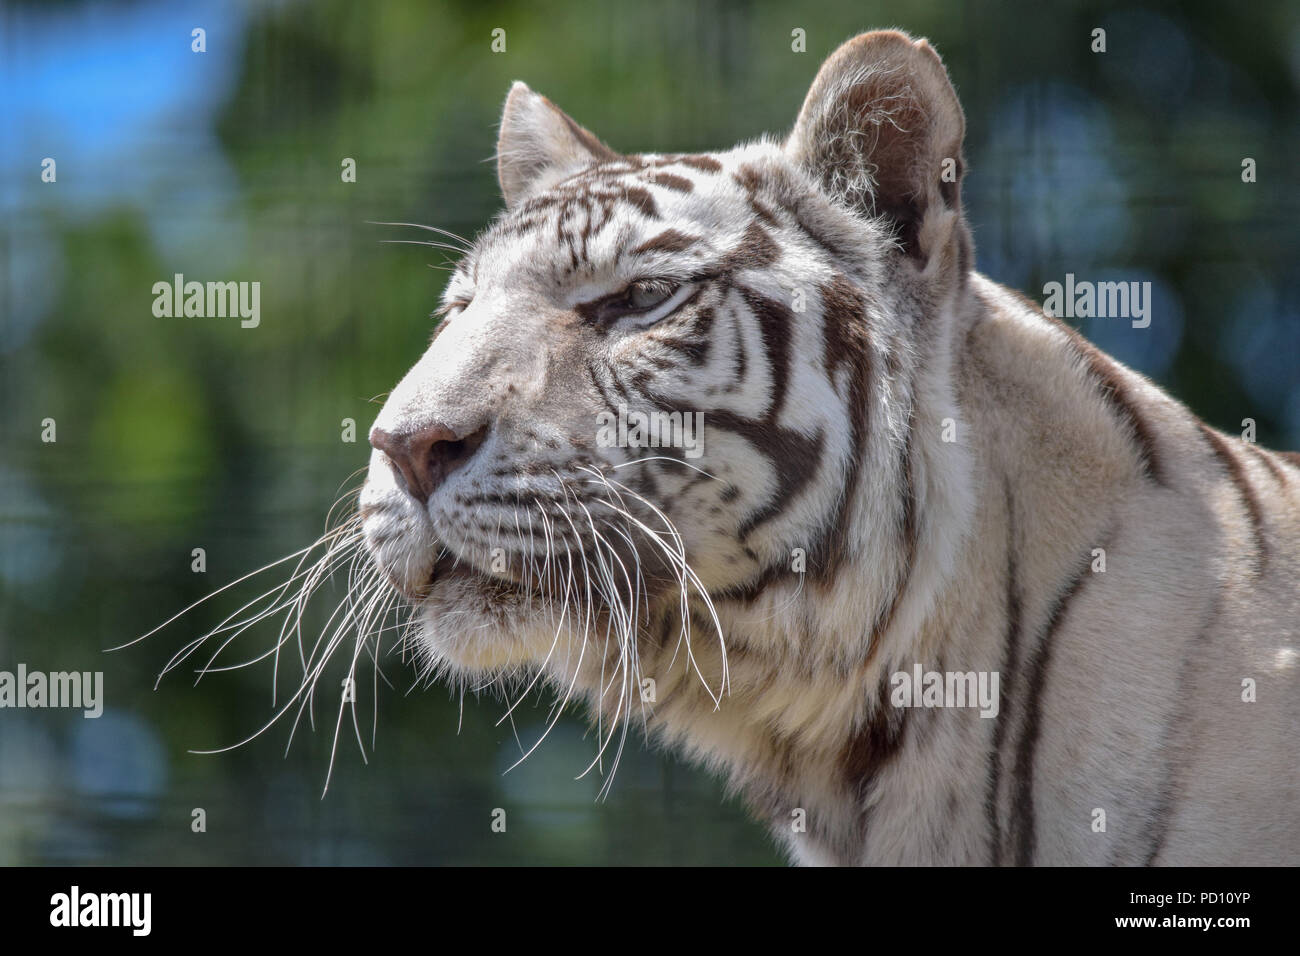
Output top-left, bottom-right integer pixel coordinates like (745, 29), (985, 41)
(365, 220), (473, 249)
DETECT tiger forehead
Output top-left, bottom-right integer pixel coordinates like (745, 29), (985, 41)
(555, 152), (726, 191)
(467, 152), (752, 286)
(492, 152), (731, 240)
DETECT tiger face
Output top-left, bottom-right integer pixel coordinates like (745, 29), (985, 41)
(361, 32), (971, 690)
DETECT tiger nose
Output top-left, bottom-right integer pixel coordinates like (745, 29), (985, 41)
(368, 422), (488, 505)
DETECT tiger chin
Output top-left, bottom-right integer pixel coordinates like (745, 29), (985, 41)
(359, 30), (1300, 866)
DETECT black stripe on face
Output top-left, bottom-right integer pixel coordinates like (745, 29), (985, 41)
(618, 186), (659, 219)
(629, 283), (821, 542)
(568, 154), (721, 181)
(695, 409), (825, 541)
(518, 182), (661, 224)
(1010, 551), (1095, 867)
(735, 284), (793, 424)
(630, 228), (699, 256)
(1198, 423), (1268, 574)
(730, 312), (748, 384)
(649, 306), (715, 366)
(811, 274), (872, 582)
(648, 172), (693, 193)
(727, 164), (781, 226)
(731, 166), (783, 229)
(721, 221), (781, 273)
(675, 155), (722, 173)
(600, 357), (634, 406)
(734, 163), (854, 265)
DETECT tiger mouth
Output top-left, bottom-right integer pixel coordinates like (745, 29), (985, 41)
(383, 546), (538, 605)
(381, 549), (468, 603)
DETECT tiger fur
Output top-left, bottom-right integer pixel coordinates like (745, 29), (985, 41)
(360, 30), (1300, 865)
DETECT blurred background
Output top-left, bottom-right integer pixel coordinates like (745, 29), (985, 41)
(1, 0), (1297, 865)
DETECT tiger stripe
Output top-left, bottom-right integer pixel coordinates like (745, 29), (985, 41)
(1002, 286), (1167, 487)
(1010, 552), (1096, 867)
(1138, 602), (1219, 866)
(987, 481), (1024, 866)
(1198, 422), (1269, 573)
(814, 273), (873, 580)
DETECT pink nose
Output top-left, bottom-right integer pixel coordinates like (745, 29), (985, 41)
(368, 422), (487, 504)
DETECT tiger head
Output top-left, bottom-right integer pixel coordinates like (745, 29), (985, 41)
(361, 30), (975, 714)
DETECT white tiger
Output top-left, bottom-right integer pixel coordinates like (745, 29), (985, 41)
(352, 30), (1300, 865)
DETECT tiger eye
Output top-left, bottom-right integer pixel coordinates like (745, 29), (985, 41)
(627, 280), (678, 311)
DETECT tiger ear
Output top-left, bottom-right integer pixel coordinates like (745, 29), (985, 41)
(785, 31), (966, 261)
(496, 82), (619, 208)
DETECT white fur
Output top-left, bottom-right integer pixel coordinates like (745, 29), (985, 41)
(360, 32), (1299, 865)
